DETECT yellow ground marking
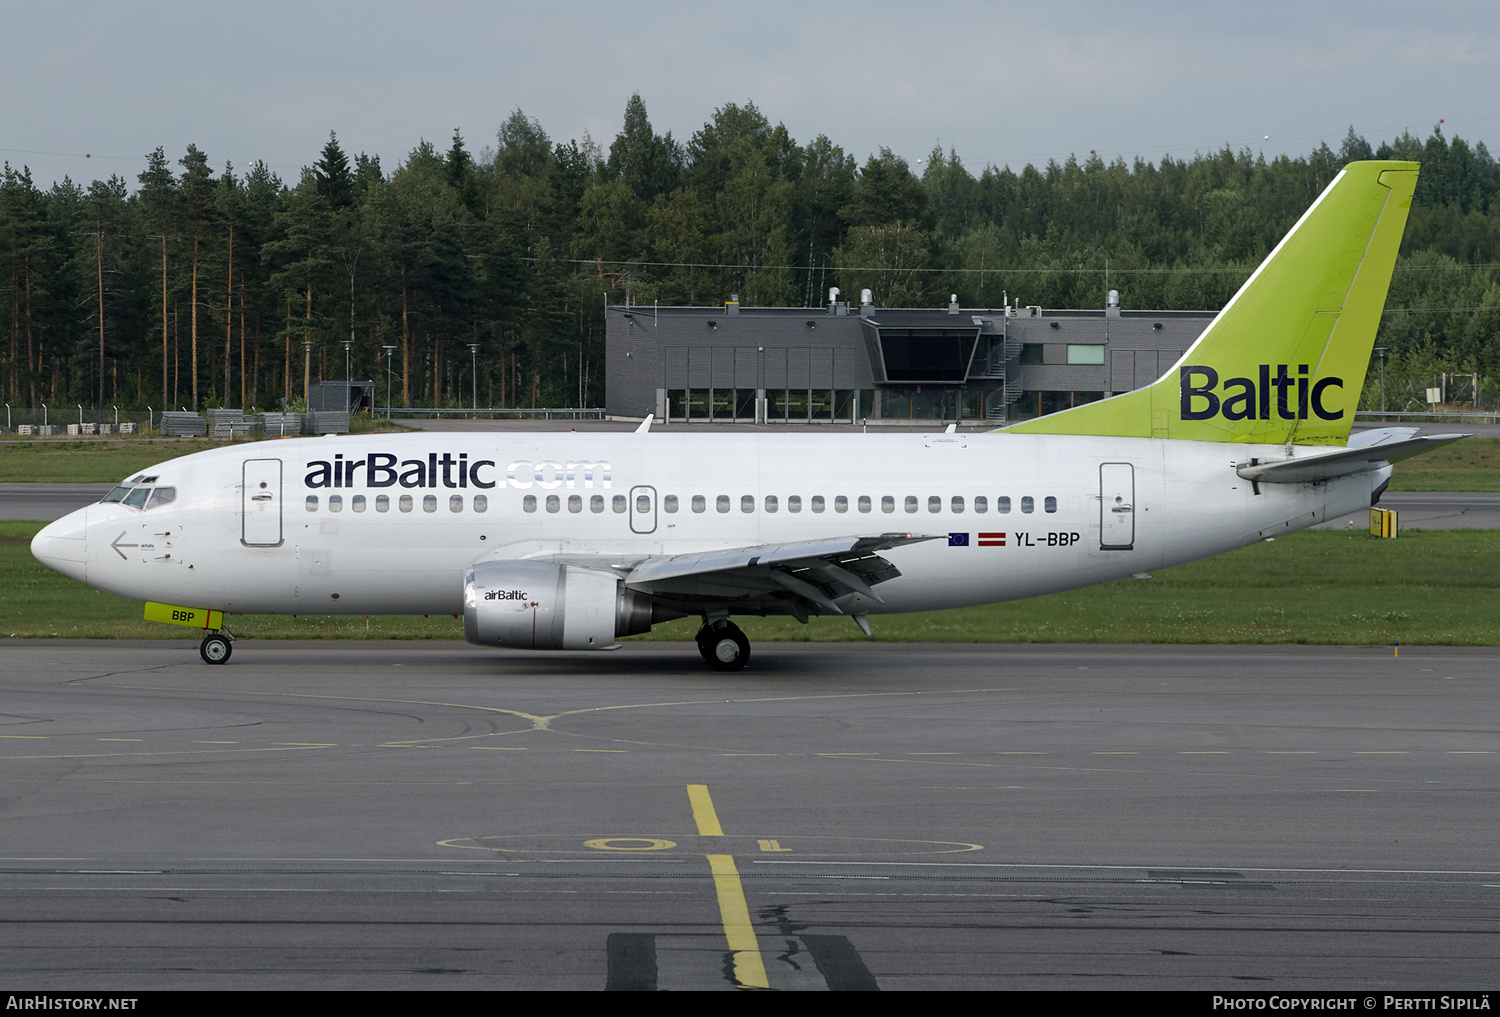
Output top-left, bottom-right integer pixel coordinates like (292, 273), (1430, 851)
(690, 784), (768, 990)
(584, 838), (676, 851)
(1448, 751), (1495, 754)
(758, 840), (791, 853)
(687, 784), (724, 836)
(0, 735), (47, 739)
(707, 853), (769, 990)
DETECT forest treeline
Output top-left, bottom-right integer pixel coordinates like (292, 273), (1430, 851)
(3, 94), (1498, 415)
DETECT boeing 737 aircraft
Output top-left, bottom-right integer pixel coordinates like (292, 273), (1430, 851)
(31, 161), (1464, 669)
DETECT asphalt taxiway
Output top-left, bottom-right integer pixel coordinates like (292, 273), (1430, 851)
(1, 640), (1496, 990)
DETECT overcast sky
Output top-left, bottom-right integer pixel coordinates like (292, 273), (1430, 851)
(5, 1), (1498, 192)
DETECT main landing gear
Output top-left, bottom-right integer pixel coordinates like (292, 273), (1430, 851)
(199, 630), (234, 665)
(696, 619), (750, 672)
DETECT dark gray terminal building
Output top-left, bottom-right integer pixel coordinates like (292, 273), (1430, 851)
(605, 289), (1216, 425)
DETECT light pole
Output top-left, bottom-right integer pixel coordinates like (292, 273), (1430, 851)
(469, 343), (480, 419)
(382, 345), (397, 420)
(1374, 347), (1388, 412)
(343, 340), (352, 414)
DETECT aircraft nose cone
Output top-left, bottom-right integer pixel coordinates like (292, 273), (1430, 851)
(31, 507), (89, 583)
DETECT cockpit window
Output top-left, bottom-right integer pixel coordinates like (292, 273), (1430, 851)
(100, 479), (176, 511)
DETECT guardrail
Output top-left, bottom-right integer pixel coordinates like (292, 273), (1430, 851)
(378, 407), (606, 420)
(1356, 410), (1500, 424)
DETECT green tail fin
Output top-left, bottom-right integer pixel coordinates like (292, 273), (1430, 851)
(1005, 160), (1418, 446)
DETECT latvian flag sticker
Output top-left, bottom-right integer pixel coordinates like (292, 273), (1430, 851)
(977, 532), (1007, 546)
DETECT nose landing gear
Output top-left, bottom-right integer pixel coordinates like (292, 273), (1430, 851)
(199, 630), (234, 665)
(696, 619), (750, 672)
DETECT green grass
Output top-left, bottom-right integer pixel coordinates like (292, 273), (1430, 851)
(0, 418), (415, 483)
(1385, 436), (1500, 491)
(4, 520), (1496, 645)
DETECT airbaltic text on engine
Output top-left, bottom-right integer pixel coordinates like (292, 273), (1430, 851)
(303, 453), (612, 490)
(1179, 365), (1344, 421)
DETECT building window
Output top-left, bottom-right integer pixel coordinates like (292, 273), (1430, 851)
(1019, 344), (1044, 365)
(1066, 344), (1105, 365)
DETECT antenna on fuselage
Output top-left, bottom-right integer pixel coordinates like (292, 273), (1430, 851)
(635, 414), (654, 434)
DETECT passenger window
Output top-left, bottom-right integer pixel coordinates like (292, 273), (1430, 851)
(788, 495), (802, 513)
(717, 495), (730, 513)
(997, 496), (1011, 514)
(741, 495), (754, 513)
(880, 496), (894, 514)
(423, 495), (437, 513)
(523, 495), (537, 513)
(329, 495), (343, 513)
(858, 496), (870, 513)
(613, 495), (627, 513)
(305, 495), (318, 512)
(352, 495), (366, 513)
(905, 496), (918, 513)
(450, 495), (463, 513)
(664, 495), (678, 513)
(547, 495), (560, 513)
(951, 496), (964, 514)
(569, 495), (582, 513)
(692, 495), (705, 513)
(928, 495), (941, 513)
(376, 494), (390, 513)
(590, 495), (604, 513)
(812, 496), (825, 513)
(1044, 496), (1057, 513)
(1021, 496), (1034, 514)
(399, 495), (413, 513)
(765, 495), (778, 513)
(473, 495), (487, 513)
(635, 494), (650, 513)
(974, 495), (987, 513)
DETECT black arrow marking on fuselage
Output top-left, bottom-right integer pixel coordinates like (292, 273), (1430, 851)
(111, 532), (140, 560)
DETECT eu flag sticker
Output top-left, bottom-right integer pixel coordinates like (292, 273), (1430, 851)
(948, 532), (969, 546)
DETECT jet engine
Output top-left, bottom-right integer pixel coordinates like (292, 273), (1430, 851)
(462, 560), (660, 650)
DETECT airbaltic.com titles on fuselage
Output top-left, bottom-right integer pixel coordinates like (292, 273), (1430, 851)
(303, 453), (612, 490)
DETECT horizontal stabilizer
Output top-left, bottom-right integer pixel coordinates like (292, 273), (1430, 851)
(1236, 433), (1468, 484)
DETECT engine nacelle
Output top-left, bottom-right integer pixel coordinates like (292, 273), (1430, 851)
(462, 560), (655, 650)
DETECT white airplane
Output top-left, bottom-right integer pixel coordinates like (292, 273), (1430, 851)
(32, 160), (1464, 670)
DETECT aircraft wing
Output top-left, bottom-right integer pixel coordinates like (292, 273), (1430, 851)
(622, 532), (941, 618)
(1236, 433), (1468, 485)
